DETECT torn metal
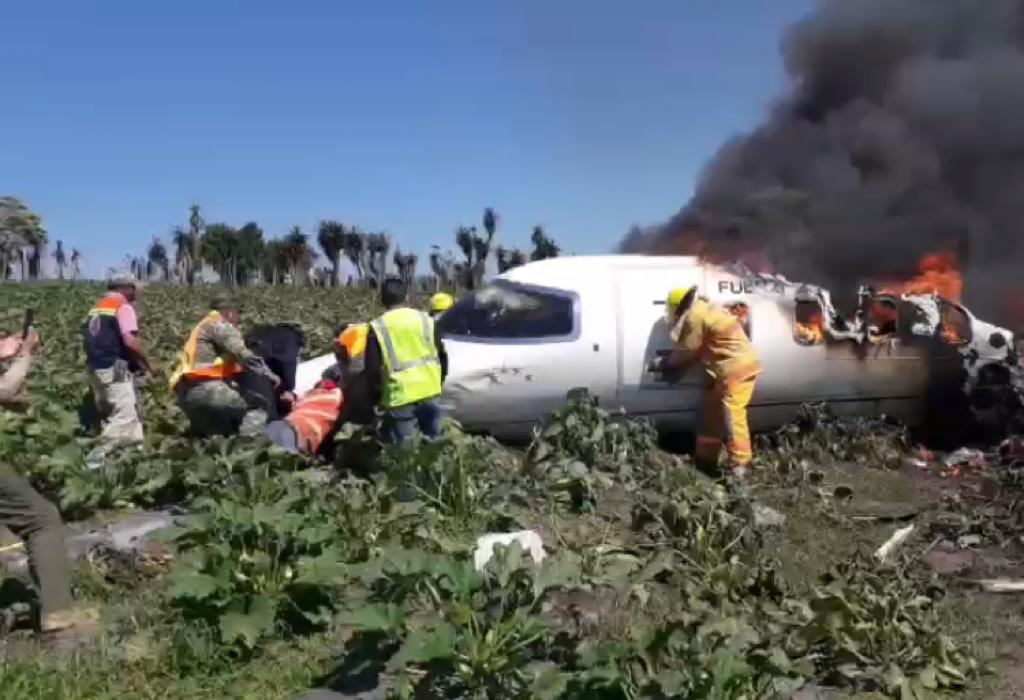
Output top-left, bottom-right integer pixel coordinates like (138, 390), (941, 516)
(726, 262), (1020, 430)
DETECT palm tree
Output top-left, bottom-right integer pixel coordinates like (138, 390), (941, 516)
(530, 225), (560, 261)
(454, 225), (477, 290)
(25, 228), (47, 280)
(53, 240), (66, 280)
(147, 237), (170, 281)
(393, 248), (418, 288)
(496, 246), (528, 273)
(187, 204), (204, 284)
(478, 207), (498, 286)
(429, 246), (455, 292)
(282, 226), (311, 286)
(0, 197), (45, 281)
(317, 220), (347, 287)
(342, 227), (367, 285)
(200, 223), (239, 286)
(235, 222), (265, 286)
(264, 239), (288, 286)
(366, 231), (391, 287)
(70, 248), (82, 280)
(172, 227), (194, 284)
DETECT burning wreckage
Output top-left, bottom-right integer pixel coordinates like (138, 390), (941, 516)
(736, 262), (1021, 440)
(294, 254), (1021, 442)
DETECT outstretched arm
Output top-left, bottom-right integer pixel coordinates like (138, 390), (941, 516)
(212, 322), (279, 385)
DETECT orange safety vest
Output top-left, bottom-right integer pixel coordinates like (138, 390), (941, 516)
(286, 383), (344, 454)
(337, 324), (368, 358)
(169, 310), (243, 390)
(83, 293), (132, 370)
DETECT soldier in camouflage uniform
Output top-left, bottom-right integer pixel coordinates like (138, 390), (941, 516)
(170, 295), (280, 437)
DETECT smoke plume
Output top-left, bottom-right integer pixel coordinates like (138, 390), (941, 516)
(625, 0), (1024, 324)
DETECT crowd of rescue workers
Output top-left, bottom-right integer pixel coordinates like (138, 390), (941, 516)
(0, 273), (759, 647)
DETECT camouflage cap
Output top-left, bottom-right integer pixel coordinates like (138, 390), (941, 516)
(106, 270), (140, 289)
(210, 293), (240, 311)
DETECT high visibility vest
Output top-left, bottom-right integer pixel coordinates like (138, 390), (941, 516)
(337, 323), (369, 373)
(286, 384), (344, 454)
(82, 293), (131, 370)
(169, 310), (243, 390)
(370, 307), (442, 409)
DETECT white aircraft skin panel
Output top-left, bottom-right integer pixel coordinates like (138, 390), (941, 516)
(293, 256), (1016, 441)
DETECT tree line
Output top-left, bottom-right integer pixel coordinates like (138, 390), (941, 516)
(0, 197), (561, 289)
(0, 197), (81, 281)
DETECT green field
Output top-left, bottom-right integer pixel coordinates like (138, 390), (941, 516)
(0, 283), (1018, 700)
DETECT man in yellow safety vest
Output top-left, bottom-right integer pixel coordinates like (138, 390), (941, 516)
(364, 278), (448, 444)
(654, 286), (762, 479)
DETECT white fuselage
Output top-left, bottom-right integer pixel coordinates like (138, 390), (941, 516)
(295, 255), (1015, 442)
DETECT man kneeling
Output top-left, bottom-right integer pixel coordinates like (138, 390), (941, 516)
(264, 379), (344, 455)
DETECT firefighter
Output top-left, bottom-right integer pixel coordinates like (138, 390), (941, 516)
(82, 272), (152, 463)
(365, 278), (448, 444)
(169, 295), (281, 437)
(264, 378), (344, 455)
(428, 292), (454, 320)
(654, 285), (762, 478)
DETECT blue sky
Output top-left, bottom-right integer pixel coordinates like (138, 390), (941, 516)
(1, 0), (812, 278)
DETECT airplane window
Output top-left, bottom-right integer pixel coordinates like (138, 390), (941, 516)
(437, 283), (574, 339)
(725, 302), (752, 339)
(867, 297), (898, 341)
(794, 300), (824, 346)
(938, 301), (972, 345)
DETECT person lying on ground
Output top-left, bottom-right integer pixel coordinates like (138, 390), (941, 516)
(264, 378), (344, 456)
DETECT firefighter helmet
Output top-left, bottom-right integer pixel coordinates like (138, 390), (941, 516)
(665, 285), (697, 326)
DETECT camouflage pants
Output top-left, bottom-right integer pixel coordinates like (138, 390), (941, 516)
(177, 378), (269, 438)
(87, 361), (144, 444)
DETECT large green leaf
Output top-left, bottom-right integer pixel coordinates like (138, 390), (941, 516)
(386, 620), (456, 671)
(218, 595), (277, 648)
(166, 572), (223, 601)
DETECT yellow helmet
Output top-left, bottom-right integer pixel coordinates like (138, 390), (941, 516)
(665, 285), (697, 325)
(429, 292), (455, 314)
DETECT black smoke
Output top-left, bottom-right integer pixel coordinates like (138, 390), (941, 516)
(625, 0), (1024, 324)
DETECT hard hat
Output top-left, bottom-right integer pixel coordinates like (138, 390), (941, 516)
(429, 292), (455, 314)
(106, 270), (140, 289)
(665, 285), (697, 325)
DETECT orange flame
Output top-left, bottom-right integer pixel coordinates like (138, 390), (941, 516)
(882, 252), (963, 301)
(795, 304), (825, 345)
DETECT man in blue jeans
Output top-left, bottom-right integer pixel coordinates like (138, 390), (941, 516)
(364, 278), (448, 445)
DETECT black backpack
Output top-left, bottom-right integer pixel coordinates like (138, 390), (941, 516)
(244, 324), (305, 392)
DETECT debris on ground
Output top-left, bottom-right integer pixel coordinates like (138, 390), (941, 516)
(943, 447), (988, 477)
(472, 530), (545, 571)
(975, 579), (1024, 594)
(874, 523), (915, 561)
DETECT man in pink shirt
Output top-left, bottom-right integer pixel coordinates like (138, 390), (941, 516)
(82, 272), (152, 463)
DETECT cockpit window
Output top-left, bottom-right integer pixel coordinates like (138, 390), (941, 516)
(437, 282), (575, 339)
(939, 300), (972, 345)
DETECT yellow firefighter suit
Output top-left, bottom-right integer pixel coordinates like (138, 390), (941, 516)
(671, 297), (762, 471)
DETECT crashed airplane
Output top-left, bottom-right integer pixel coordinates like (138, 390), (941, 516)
(295, 255), (1019, 441)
